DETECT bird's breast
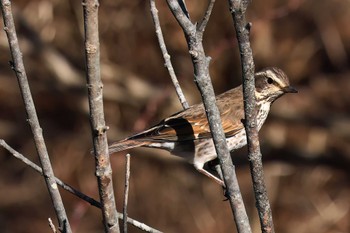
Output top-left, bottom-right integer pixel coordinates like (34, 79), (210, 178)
(257, 102), (271, 130)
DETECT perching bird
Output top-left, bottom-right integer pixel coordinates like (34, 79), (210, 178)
(109, 67), (297, 186)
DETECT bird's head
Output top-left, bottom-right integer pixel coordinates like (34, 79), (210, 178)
(255, 67), (297, 103)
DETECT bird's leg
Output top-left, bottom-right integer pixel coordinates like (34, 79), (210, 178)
(213, 164), (224, 182)
(207, 159), (224, 182)
(194, 165), (225, 187)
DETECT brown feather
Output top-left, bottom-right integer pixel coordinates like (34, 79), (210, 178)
(123, 85), (245, 143)
(108, 139), (150, 154)
(108, 67), (297, 186)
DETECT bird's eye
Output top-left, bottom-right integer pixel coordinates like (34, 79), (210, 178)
(267, 77), (273, 84)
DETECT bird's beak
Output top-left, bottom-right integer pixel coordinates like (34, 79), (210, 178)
(283, 86), (298, 93)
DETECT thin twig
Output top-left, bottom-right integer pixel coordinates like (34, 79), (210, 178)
(0, 1), (72, 232)
(118, 213), (163, 233)
(228, 1), (275, 233)
(48, 218), (57, 233)
(123, 154), (131, 233)
(0, 142), (163, 233)
(0, 139), (101, 208)
(82, 0), (120, 232)
(166, 1), (252, 232)
(197, 0), (216, 34)
(149, 0), (189, 110)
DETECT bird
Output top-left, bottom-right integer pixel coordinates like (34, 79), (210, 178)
(109, 67), (297, 186)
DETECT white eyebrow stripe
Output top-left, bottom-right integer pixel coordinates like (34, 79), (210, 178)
(265, 69), (285, 88)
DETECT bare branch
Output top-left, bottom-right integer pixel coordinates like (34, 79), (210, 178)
(82, 0), (120, 232)
(0, 139), (163, 233)
(0, 139), (101, 208)
(228, 1), (275, 232)
(166, 0), (194, 36)
(119, 214), (163, 233)
(48, 218), (57, 233)
(197, 0), (216, 34)
(166, 1), (252, 232)
(149, 0), (189, 109)
(0, 1), (72, 232)
(123, 154), (131, 233)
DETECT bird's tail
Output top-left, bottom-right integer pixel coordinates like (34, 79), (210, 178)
(108, 139), (149, 155)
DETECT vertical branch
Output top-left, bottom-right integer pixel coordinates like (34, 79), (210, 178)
(149, 0), (189, 109)
(166, 1), (252, 233)
(82, 1), (120, 232)
(123, 154), (131, 233)
(0, 1), (72, 233)
(228, 1), (275, 233)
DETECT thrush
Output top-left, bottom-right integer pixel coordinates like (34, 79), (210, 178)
(109, 67), (297, 186)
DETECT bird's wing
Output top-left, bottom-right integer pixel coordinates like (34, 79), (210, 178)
(183, 104), (244, 139)
(128, 97), (244, 142)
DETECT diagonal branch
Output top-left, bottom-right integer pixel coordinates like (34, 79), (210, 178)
(166, 0), (252, 232)
(149, 0), (189, 109)
(166, 0), (194, 36)
(228, 0), (275, 233)
(197, 0), (216, 34)
(82, 0), (120, 232)
(0, 1), (72, 232)
(121, 216), (162, 233)
(0, 141), (163, 233)
(0, 139), (101, 208)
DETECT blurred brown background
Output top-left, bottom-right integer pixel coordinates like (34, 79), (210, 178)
(1, 0), (350, 232)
